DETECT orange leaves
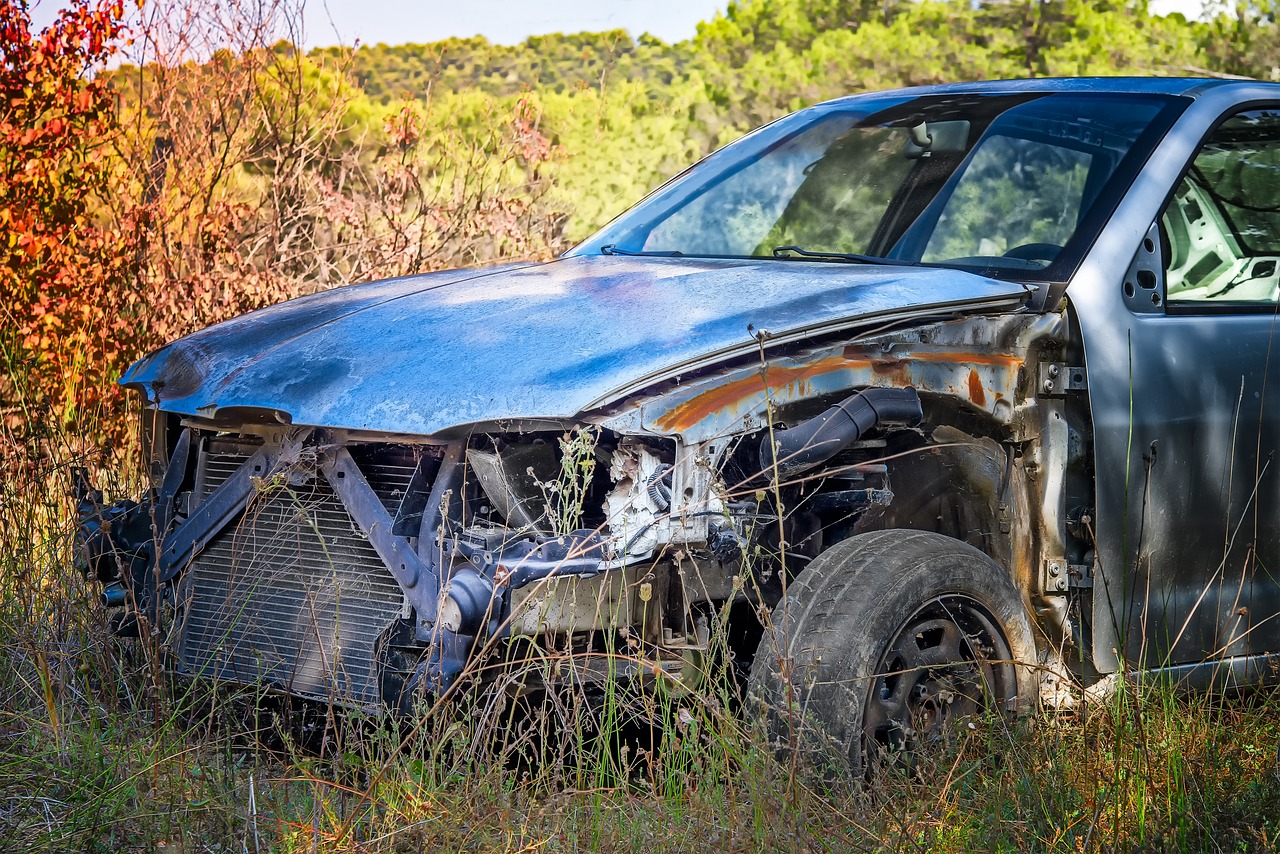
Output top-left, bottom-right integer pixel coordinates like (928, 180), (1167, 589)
(512, 95), (560, 166)
(385, 101), (422, 150)
(0, 1), (131, 446)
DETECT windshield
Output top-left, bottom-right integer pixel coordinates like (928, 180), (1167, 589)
(577, 92), (1184, 281)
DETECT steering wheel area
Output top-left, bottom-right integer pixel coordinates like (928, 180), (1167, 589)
(1002, 242), (1063, 264)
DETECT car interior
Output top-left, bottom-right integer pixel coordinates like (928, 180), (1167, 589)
(1164, 111), (1280, 305)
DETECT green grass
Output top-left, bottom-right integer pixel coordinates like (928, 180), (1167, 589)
(4, 437), (1280, 852)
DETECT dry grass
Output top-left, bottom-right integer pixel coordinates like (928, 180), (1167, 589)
(3, 421), (1280, 853)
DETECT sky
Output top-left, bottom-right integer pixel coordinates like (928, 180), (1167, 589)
(29, 0), (1211, 50)
(30, 0), (1214, 50)
(309, 0), (732, 47)
(29, 1), (733, 48)
(1148, 0), (1210, 16)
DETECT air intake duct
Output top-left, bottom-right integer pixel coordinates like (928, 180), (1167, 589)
(759, 387), (922, 481)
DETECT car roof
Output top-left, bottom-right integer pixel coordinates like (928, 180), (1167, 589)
(818, 76), (1263, 108)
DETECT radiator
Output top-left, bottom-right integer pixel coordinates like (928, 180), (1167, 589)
(176, 439), (419, 707)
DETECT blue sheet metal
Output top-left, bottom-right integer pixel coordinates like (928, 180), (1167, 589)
(121, 255), (1028, 436)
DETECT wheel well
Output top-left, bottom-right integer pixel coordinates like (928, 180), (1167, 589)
(733, 402), (1020, 591)
(856, 424), (1012, 570)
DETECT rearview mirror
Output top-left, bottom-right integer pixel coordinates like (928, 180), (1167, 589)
(903, 120), (970, 158)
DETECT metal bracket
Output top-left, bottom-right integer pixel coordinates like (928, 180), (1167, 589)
(391, 451), (442, 536)
(1038, 363), (1087, 397)
(1067, 562), (1093, 589)
(1038, 559), (1094, 594)
(321, 447), (435, 599)
(417, 444), (465, 561)
(159, 445), (276, 581)
(1039, 558), (1070, 595)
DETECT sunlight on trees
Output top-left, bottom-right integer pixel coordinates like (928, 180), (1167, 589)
(3, 0), (1279, 457)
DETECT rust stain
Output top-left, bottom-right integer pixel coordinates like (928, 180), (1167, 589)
(871, 357), (912, 387)
(870, 357), (909, 374)
(844, 345), (1019, 368)
(967, 369), (987, 408)
(652, 355), (857, 432)
(653, 350), (1022, 433)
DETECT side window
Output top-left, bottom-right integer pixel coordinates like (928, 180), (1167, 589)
(1165, 109), (1280, 306)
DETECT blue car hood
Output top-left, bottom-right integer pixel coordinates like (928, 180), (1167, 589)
(121, 255), (1030, 436)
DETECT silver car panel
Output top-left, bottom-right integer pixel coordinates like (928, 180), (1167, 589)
(1071, 82), (1280, 672)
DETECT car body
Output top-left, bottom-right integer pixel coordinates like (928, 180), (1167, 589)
(75, 78), (1280, 759)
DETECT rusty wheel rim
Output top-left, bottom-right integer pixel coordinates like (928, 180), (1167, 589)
(863, 594), (1016, 770)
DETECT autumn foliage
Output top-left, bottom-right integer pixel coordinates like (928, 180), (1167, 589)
(0, 0), (567, 466)
(8, 0), (1272, 472)
(1, 1), (131, 448)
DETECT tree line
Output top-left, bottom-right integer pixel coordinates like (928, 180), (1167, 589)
(2, 0), (1277, 459)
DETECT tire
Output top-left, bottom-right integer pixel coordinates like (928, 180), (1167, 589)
(747, 529), (1038, 778)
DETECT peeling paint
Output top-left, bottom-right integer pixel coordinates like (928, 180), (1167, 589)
(119, 256), (1026, 436)
(647, 331), (1026, 439)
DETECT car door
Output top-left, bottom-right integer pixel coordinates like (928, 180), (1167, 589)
(1106, 107), (1280, 671)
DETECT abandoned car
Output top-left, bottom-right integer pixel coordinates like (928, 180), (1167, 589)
(76, 78), (1280, 767)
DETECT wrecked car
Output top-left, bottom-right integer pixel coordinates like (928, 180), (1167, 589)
(75, 78), (1280, 769)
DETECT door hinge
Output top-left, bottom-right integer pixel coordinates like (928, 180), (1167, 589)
(1040, 558), (1069, 595)
(1039, 559), (1092, 595)
(1039, 363), (1087, 397)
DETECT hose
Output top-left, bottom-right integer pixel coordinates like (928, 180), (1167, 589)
(759, 387), (922, 482)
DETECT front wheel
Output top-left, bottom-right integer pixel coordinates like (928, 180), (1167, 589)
(748, 529), (1038, 777)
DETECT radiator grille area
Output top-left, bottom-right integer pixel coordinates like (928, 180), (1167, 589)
(177, 440), (422, 707)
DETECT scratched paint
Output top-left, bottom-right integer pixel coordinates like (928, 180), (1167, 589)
(119, 255), (1027, 436)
